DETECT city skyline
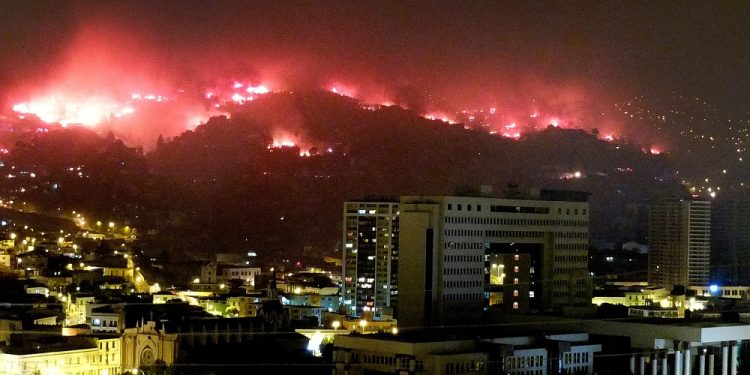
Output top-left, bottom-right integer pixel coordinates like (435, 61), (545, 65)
(2, 2), (750, 374)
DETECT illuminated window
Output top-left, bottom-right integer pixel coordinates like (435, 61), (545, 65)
(513, 278), (519, 285)
(514, 266), (519, 273)
(513, 289), (519, 297)
(514, 254), (520, 261)
(513, 302), (519, 309)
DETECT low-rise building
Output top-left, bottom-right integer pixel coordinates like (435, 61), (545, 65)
(585, 319), (750, 375)
(35, 274), (73, 294)
(689, 285), (750, 299)
(0, 237), (15, 251)
(65, 294), (101, 326)
(200, 261), (261, 285)
(27, 311), (58, 326)
(90, 305), (124, 333)
(25, 284), (49, 297)
(121, 315), (311, 371)
(0, 318), (22, 345)
(0, 336), (120, 375)
(332, 330), (601, 375)
(152, 291), (181, 304)
(627, 306), (684, 318)
(287, 305), (327, 324)
(0, 251), (11, 268)
(226, 295), (262, 317)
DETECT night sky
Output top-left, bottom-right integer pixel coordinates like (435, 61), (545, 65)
(1, 1), (749, 114)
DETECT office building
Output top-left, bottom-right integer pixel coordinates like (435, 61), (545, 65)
(648, 199), (711, 289)
(342, 201), (399, 319)
(397, 189), (591, 328)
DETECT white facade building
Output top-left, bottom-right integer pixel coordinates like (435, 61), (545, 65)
(398, 190), (591, 328)
(586, 320), (748, 375)
(332, 331), (600, 375)
(648, 199), (711, 288)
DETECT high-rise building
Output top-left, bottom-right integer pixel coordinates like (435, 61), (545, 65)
(397, 190), (591, 328)
(711, 195), (750, 285)
(648, 198), (711, 289)
(342, 201), (399, 319)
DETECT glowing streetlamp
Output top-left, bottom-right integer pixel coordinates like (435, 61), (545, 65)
(331, 320), (341, 330)
(359, 319), (368, 333)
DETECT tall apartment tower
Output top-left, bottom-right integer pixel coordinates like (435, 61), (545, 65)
(648, 199), (711, 289)
(711, 195), (750, 285)
(397, 190), (591, 328)
(342, 201), (399, 319)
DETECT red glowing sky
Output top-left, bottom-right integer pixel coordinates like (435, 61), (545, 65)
(2, 2), (748, 151)
(0, 19), (617, 148)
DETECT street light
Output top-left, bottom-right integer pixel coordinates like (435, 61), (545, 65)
(359, 319), (368, 333)
(331, 320), (341, 330)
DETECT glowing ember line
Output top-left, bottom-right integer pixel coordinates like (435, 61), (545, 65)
(246, 85), (270, 95)
(272, 139), (296, 148)
(11, 96), (126, 127)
